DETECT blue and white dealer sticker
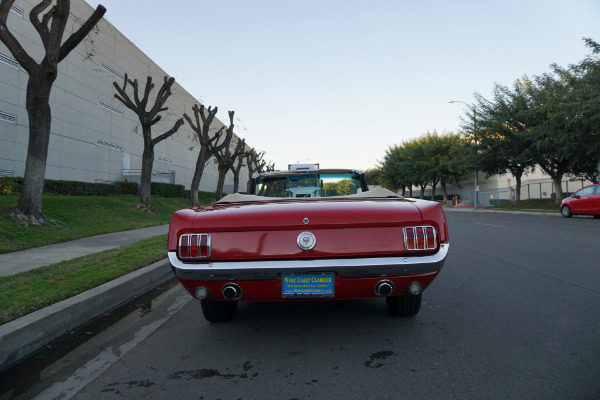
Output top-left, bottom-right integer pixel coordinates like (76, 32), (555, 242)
(281, 272), (335, 298)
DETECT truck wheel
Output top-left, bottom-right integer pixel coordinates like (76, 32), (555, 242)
(386, 294), (421, 317)
(201, 300), (237, 322)
(561, 205), (572, 218)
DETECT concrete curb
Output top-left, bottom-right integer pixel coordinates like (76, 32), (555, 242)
(0, 258), (174, 372)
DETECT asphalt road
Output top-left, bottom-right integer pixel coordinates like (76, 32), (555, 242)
(3, 211), (599, 400)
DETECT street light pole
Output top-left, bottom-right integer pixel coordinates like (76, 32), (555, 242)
(449, 100), (478, 209)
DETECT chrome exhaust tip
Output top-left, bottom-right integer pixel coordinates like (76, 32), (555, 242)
(222, 283), (243, 300)
(374, 280), (395, 297)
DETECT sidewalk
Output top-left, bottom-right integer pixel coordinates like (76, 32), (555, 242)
(0, 224), (170, 277)
(0, 224), (174, 372)
(443, 206), (561, 217)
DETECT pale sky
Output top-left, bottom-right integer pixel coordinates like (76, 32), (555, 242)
(85, 0), (600, 171)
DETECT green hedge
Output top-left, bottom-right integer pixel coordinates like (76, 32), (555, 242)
(44, 179), (120, 196)
(1, 177), (120, 196)
(150, 182), (185, 198)
(1, 177), (220, 201)
(117, 181), (138, 196)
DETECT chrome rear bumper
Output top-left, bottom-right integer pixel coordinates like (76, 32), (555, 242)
(169, 244), (449, 281)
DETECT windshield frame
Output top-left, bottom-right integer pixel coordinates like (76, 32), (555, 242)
(251, 169), (368, 198)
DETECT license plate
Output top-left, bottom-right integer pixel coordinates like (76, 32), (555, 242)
(281, 272), (335, 298)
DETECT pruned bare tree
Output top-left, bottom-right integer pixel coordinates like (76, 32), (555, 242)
(113, 74), (184, 213)
(0, 0), (106, 225)
(213, 111), (245, 199)
(245, 149), (266, 193)
(183, 104), (226, 206)
(230, 140), (249, 193)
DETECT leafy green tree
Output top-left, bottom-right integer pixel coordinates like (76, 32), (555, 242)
(380, 143), (413, 195)
(472, 84), (536, 202)
(402, 139), (430, 199)
(522, 39), (600, 202)
(554, 38), (600, 184)
(437, 133), (471, 203)
(381, 132), (470, 200)
(518, 74), (576, 202)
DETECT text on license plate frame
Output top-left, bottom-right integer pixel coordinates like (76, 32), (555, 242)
(281, 272), (335, 298)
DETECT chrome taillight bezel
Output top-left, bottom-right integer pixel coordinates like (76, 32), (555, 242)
(403, 226), (437, 251)
(178, 234), (211, 259)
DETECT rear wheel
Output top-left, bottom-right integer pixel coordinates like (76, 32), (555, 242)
(561, 205), (573, 218)
(594, 215), (600, 219)
(201, 300), (238, 322)
(386, 294), (422, 317)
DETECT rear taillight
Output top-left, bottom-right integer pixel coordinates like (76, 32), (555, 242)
(403, 226), (437, 251)
(179, 234), (211, 259)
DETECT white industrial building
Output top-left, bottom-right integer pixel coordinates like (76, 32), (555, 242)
(0, 0), (249, 193)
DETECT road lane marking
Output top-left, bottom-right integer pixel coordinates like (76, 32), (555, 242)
(475, 223), (508, 228)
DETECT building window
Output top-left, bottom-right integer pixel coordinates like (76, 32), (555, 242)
(0, 53), (19, 69)
(100, 61), (125, 81)
(0, 0), (24, 16)
(97, 140), (122, 151)
(98, 101), (124, 116)
(0, 111), (17, 124)
(157, 157), (172, 164)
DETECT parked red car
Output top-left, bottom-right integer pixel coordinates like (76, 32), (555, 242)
(560, 184), (600, 218)
(168, 166), (449, 322)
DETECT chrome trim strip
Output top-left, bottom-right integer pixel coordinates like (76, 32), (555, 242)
(168, 244), (449, 281)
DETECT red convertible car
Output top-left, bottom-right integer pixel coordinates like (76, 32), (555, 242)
(168, 167), (449, 322)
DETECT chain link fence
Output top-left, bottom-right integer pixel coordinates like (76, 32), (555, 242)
(414, 180), (591, 207)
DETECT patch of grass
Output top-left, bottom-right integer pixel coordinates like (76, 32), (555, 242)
(0, 235), (168, 325)
(486, 198), (560, 212)
(0, 196), (193, 254)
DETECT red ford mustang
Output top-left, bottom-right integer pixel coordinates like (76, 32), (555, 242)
(168, 167), (449, 322)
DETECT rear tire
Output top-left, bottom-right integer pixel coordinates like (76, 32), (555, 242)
(593, 215), (600, 219)
(561, 205), (573, 218)
(386, 294), (422, 317)
(201, 300), (238, 322)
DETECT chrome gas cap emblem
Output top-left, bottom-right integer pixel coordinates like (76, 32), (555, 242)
(297, 231), (316, 251)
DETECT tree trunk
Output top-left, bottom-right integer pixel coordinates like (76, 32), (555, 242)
(13, 67), (56, 225)
(233, 174), (240, 194)
(552, 176), (564, 204)
(440, 182), (448, 204)
(514, 173), (522, 203)
(430, 182), (438, 201)
(189, 147), (209, 207)
(139, 127), (155, 212)
(215, 165), (228, 200)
